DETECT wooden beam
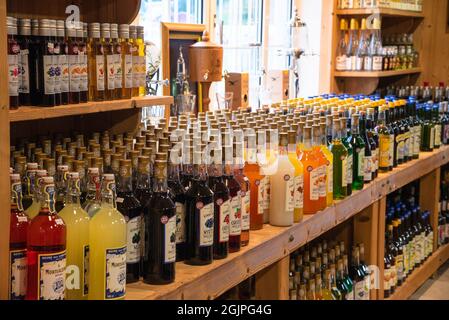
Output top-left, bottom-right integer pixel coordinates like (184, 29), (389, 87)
(255, 256), (290, 300)
(377, 197), (387, 300)
(419, 168), (441, 251)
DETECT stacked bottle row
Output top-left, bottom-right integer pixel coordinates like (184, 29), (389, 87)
(438, 164), (449, 247)
(289, 240), (370, 301)
(216, 276), (256, 300)
(7, 16), (146, 110)
(337, 0), (423, 12)
(384, 181), (434, 299)
(336, 18), (419, 72)
(385, 83), (449, 103)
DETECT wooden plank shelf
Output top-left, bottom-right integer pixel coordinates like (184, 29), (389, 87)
(335, 8), (425, 18)
(387, 244), (449, 300)
(126, 146), (449, 300)
(9, 95), (173, 123)
(334, 68), (422, 78)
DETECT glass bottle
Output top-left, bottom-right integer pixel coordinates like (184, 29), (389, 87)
(185, 148), (215, 266)
(319, 123), (334, 207)
(143, 154), (176, 284)
(23, 162), (38, 211)
(342, 255), (354, 300)
(116, 159), (142, 284)
(137, 26), (146, 96)
(7, 17), (20, 109)
(330, 119), (348, 200)
(89, 174), (127, 300)
(66, 23), (80, 104)
(348, 114), (365, 190)
(349, 19), (362, 71)
(234, 141), (250, 247)
(421, 105), (435, 152)
(336, 19), (349, 71)
(26, 177), (66, 300)
(288, 130), (305, 223)
(130, 26), (140, 97)
(58, 172), (90, 300)
(9, 173), (29, 300)
(366, 108), (379, 178)
(88, 23), (105, 101)
(312, 125), (328, 211)
(376, 107), (392, 173)
(360, 113), (373, 183)
(351, 246), (367, 300)
(101, 23), (115, 101)
(300, 127), (321, 214)
(336, 259), (349, 300)
(18, 18), (32, 106)
(78, 23), (89, 103)
(82, 168), (102, 217)
(55, 164), (69, 212)
(118, 24), (133, 99)
(111, 24), (123, 100)
(30, 19), (41, 106)
(341, 118), (353, 196)
(37, 19), (56, 107)
(56, 20), (69, 105)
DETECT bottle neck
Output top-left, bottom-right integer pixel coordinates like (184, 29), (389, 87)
(168, 162), (181, 182)
(101, 181), (117, 208)
(118, 173), (133, 193)
(40, 185), (57, 214)
(194, 164), (208, 181)
(136, 170), (151, 189)
(65, 179), (81, 205)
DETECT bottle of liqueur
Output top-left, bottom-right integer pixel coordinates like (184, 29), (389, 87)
(56, 20), (69, 105)
(185, 148), (215, 266)
(269, 133), (295, 226)
(78, 23), (89, 103)
(319, 122), (334, 207)
(234, 141), (250, 247)
(208, 146), (230, 260)
(23, 162), (38, 211)
(358, 243), (370, 299)
(244, 129), (265, 230)
(88, 23), (105, 101)
(58, 172), (90, 300)
(329, 264), (342, 300)
(167, 147), (188, 262)
(48, 20), (61, 106)
(143, 153), (176, 285)
(392, 219), (405, 287)
(336, 259), (349, 300)
(340, 118), (353, 196)
(130, 26), (140, 97)
(18, 18), (32, 106)
(312, 125), (328, 211)
(82, 168), (102, 217)
(300, 127), (321, 214)
(26, 177), (66, 300)
(27, 169), (48, 219)
(67, 23), (80, 104)
(421, 105), (435, 152)
(37, 19), (56, 107)
(376, 107), (392, 173)
(101, 23), (115, 100)
(55, 164), (69, 212)
(89, 174), (127, 300)
(348, 114), (365, 190)
(351, 246), (367, 300)
(29, 19), (41, 106)
(335, 19), (349, 71)
(116, 159), (142, 283)
(330, 119), (348, 200)
(360, 113), (373, 183)
(7, 17), (20, 109)
(433, 103), (442, 149)
(111, 24), (123, 100)
(349, 19), (361, 71)
(136, 26), (146, 96)
(119, 24), (133, 99)
(9, 174), (29, 300)
(366, 108), (379, 179)
(288, 130), (305, 223)
(342, 255), (354, 300)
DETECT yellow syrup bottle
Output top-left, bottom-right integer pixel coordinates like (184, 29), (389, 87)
(320, 121), (334, 207)
(287, 130), (304, 223)
(89, 174), (127, 300)
(58, 172), (90, 300)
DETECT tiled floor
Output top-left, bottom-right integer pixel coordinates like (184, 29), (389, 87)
(410, 261), (449, 300)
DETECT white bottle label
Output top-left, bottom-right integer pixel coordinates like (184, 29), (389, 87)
(125, 55), (133, 89)
(373, 56), (383, 71)
(285, 176), (295, 212)
(257, 179), (265, 215)
(79, 55), (88, 92)
(294, 175), (304, 209)
(107, 55), (116, 90)
(336, 55), (347, 71)
(38, 252), (66, 300)
(68, 54), (80, 93)
(53, 55), (61, 94)
(59, 55), (69, 93)
(327, 162), (333, 194)
(132, 55), (139, 88)
(364, 155), (373, 182)
(364, 56), (373, 71)
(263, 176), (270, 210)
(126, 216), (142, 263)
(175, 202), (186, 244)
(230, 196), (242, 236)
(241, 191), (251, 231)
(310, 167), (320, 201)
(105, 247), (126, 300)
(347, 155), (353, 185)
(435, 125), (442, 146)
(43, 55), (55, 95)
(345, 56), (353, 71)
(430, 128), (435, 149)
(8, 54), (20, 97)
(164, 215), (176, 263)
(219, 199), (231, 243)
(96, 55), (105, 91)
(389, 135), (395, 167)
(345, 290), (354, 300)
(342, 157), (348, 187)
(115, 54), (123, 89)
(357, 149), (365, 178)
(319, 165), (327, 198)
(9, 250), (27, 300)
(140, 56), (147, 87)
(355, 56), (363, 70)
(199, 203), (214, 247)
(354, 280), (366, 300)
(19, 51), (30, 94)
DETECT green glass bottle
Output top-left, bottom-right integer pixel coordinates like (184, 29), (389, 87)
(330, 119), (348, 200)
(433, 103), (442, 149)
(340, 118), (353, 196)
(348, 114), (365, 191)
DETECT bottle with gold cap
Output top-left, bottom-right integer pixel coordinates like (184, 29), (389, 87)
(116, 159), (142, 284)
(58, 172), (90, 300)
(143, 152), (176, 285)
(89, 174), (126, 300)
(287, 130), (305, 223)
(348, 19), (359, 71)
(336, 19), (349, 71)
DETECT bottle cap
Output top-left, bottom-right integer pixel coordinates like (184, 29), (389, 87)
(7, 16), (18, 35)
(89, 22), (101, 38)
(18, 18), (31, 36)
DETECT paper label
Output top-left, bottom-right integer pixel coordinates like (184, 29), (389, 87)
(107, 55), (116, 90)
(263, 176), (270, 210)
(364, 56), (373, 71)
(379, 135), (390, 168)
(327, 162), (333, 194)
(241, 191), (250, 231)
(257, 179), (265, 215)
(354, 56), (363, 70)
(175, 202), (186, 244)
(164, 215), (176, 263)
(124, 55), (133, 88)
(79, 55), (88, 92)
(230, 196), (242, 236)
(354, 280), (366, 300)
(373, 56), (383, 71)
(126, 216), (142, 263)
(342, 157), (348, 187)
(310, 167), (321, 201)
(9, 250), (27, 300)
(59, 55), (69, 93)
(105, 247), (126, 300)
(83, 245), (89, 296)
(364, 155), (373, 181)
(115, 54), (123, 89)
(8, 54), (20, 97)
(336, 56), (347, 71)
(346, 155), (353, 185)
(435, 125), (442, 146)
(68, 55), (80, 92)
(199, 203), (214, 247)
(219, 199), (230, 243)
(294, 175), (304, 209)
(357, 149), (364, 178)
(54, 55), (61, 94)
(19, 52), (30, 94)
(43, 55), (55, 95)
(38, 251), (66, 300)
(132, 55), (139, 88)
(96, 55), (105, 91)
(430, 128), (435, 149)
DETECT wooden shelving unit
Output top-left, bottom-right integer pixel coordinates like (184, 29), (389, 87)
(334, 68), (422, 78)
(126, 146), (449, 300)
(9, 96), (173, 123)
(335, 8), (425, 18)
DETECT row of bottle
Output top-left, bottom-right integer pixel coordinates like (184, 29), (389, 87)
(289, 240), (370, 301)
(385, 83), (449, 103)
(384, 181), (434, 298)
(337, 0), (423, 11)
(438, 164), (449, 247)
(336, 18), (419, 72)
(7, 16), (146, 109)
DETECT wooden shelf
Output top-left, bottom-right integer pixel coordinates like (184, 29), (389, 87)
(126, 146), (449, 300)
(334, 68), (422, 78)
(387, 244), (449, 300)
(335, 8), (425, 18)
(9, 96), (173, 123)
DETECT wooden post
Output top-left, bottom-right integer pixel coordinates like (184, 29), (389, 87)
(419, 168), (440, 251)
(377, 197), (387, 300)
(0, 0), (11, 300)
(255, 256), (290, 300)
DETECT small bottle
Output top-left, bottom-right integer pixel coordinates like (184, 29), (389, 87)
(130, 25), (139, 97)
(143, 151), (177, 285)
(88, 23), (105, 101)
(234, 140), (250, 247)
(30, 19), (42, 106)
(50, 20), (62, 106)
(101, 23), (115, 100)
(9, 173), (29, 300)
(119, 24), (133, 99)
(67, 23), (80, 104)
(56, 20), (69, 105)
(111, 24), (123, 100)
(225, 143), (242, 252)
(38, 19), (56, 107)
(26, 177), (67, 300)
(18, 18), (32, 106)
(79, 23), (89, 103)
(7, 16), (20, 109)
(136, 26), (146, 96)
(82, 167), (102, 217)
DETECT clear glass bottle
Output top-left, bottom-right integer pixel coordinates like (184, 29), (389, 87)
(88, 23), (105, 101)
(118, 24), (132, 99)
(66, 23), (80, 104)
(18, 18), (32, 106)
(37, 19), (56, 107)
(79, 23), (89, 103)
(111, 24), (123, 100)
(101, 23), (115, 100)
(56, 20), (69, 105)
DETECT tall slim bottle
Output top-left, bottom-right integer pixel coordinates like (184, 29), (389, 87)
(143, 153), (176, 284)
(300, 127), (321, 215)
(234, 141), (250, 247)
(360, 113), (373, 184)
(56, 20), (69, 105)
(341, 118), (353, 196)
(330, 120), (348, 200)
(137, 26), (146, 96)
(89, 174), (126, 300)
(225, 143), (242, 252)
(288, 130), (304, 223)
(88, 23), (105, 101)
(9, 174), (29, 300)
(37, 19), (56, 107)
(58, 172), (90, 300)
(347, 114), (365, 190)
(18, 18), (32, 106)
(111, 24), (123, 100)
(67, 23), (80, 104)
(118, 24), (133, 99)
(320, 123), (334, 207)
(312, 125), (328, 211)
(26, 177), (66, 300)
(377, 107), (392, 173)
(336, 19), (349, 71)
(78, 23), (89, 103)
(101, 23), (115, 100)
(130, 26), (139, 97)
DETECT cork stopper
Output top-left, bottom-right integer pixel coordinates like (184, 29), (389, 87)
(119, 159), (132, 177)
